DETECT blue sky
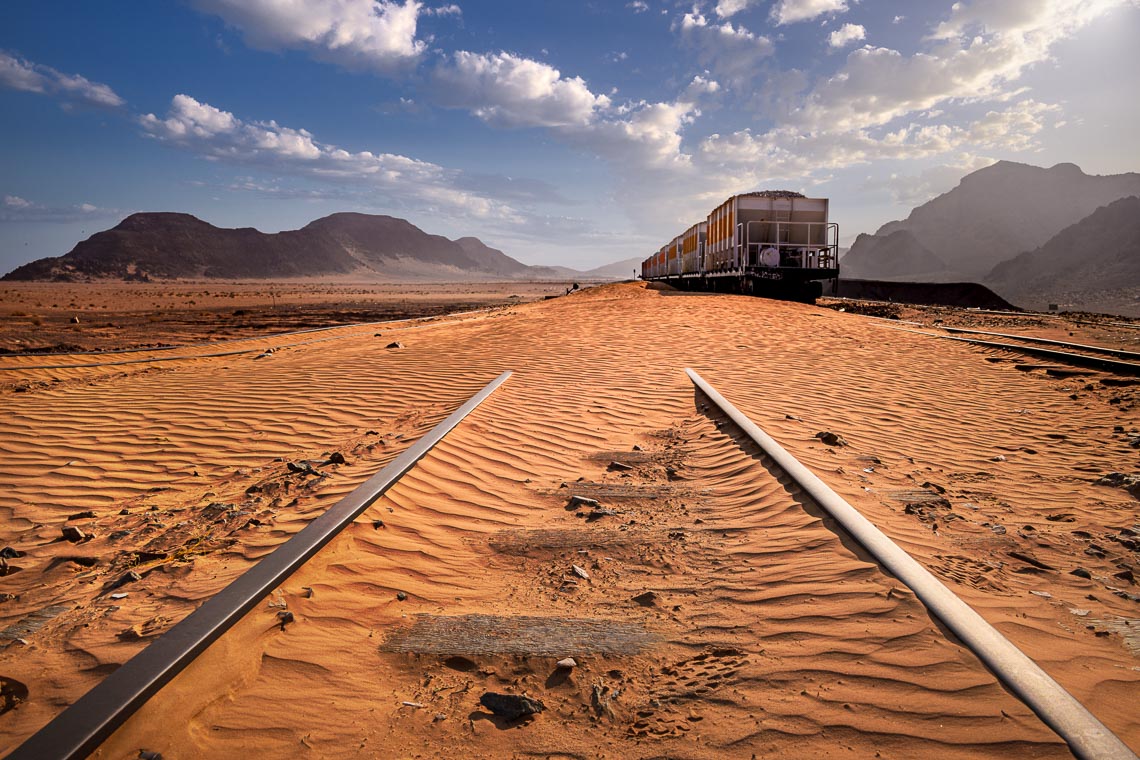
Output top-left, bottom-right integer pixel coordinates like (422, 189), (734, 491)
(2, 0), (1139, 272)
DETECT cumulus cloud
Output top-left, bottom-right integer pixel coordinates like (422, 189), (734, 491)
(0, 51), (125, 108)
(790, 0), (1130, 132)
(192, 0), (427, 72)
(423, 3), (461, 16)
(1, 194), (120, 223)
(140, 94), (520, 220)
(431, 51), (610, 128)
(628, 1), (649, 12)
(828, 23), (866, 48)
(714, 0), (754, 16)
(675, 10), (775, 90)
(770, 0), (849, 25)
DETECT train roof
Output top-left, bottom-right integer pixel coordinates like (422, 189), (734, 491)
(736, 190), (806, 199)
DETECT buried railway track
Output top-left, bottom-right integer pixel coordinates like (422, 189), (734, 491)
(6, 369), (1137, 759)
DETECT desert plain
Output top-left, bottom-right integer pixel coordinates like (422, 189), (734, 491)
(0, 280), (1138, 759)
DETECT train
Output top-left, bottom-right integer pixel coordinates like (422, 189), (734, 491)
(639, 191), (839, 301)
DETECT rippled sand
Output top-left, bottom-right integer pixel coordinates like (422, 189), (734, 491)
(1, 282), (1136, 758)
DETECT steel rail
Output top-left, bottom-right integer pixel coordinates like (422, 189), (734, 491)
(877, 325), (1140, 376)
(685, 368), (1137, 760)
(941, 327), (1140, 362)
(7, 370), (512, 760)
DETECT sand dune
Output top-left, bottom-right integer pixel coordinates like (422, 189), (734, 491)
(1, 282), (1136, 758)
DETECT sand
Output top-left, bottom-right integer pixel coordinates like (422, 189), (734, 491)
(0, 281), (1137, 758)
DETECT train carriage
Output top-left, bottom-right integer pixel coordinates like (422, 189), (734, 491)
(641, 191), (839, 302)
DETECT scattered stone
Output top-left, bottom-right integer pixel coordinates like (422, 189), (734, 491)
(1114, 569), (1136, 584)
(110, 593), (129, 600)
(1070, 609), (1091, 617)
(277, 611), (294, 629)
(567, 495), (600, 510)
(69, 316), (80, 324)
(138, 751), (162, 760)
(479, 692), (545, 721)
(1071, 567), (1093, 579)
(815, 431), (848, 447)
(302, 587), (314, 599)
(433, 713), (447, 722)
(0, 548), (22, 560)
(1047, 513), (1077, 522)
(556, 657), (577, 669)
(61, 526), (87, 543)
(1009, 551), (1055, 571)
(325, 452), (347, 465)
(386, 341), (404, 349)
(1029, 590), (1053, 598)
(68, 510), (96, 520)
(607, 461), (633, 472)
(571, 564), (590, 580)
(372, 519), (385, 529)
(631, 591), (658, 607)
(396, 591), (408, 601)
(921, 481), (946, 494)
(401, 701), (425, 708)
(109, 570), (143, 590)
(991, 455), (1006, 462)
(585, 508), (618, 522)
(988, 524), (1007, 535)
(286, 461), (323, 477)
(1093, 472), (1140, 498)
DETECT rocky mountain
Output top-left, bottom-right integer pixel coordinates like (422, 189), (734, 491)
(579, 256), (642, 280)
(986, 196), (1140, 312)
(842, 161), (1140, 281)
(840, 230), (949, 281)
(2, 212), (591, 282)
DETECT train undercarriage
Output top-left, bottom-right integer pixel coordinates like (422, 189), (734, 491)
(651, 267), (840, 303)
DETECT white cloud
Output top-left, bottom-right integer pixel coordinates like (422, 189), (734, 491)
(423, 3), (461, 16)
(140, 94), (520, 220)
(892, 15), (905, 24)
(628, 1), (649, 12)
(791, 0), (1131, 132)
(770, 0), (849, 25)
(192, 0), (427, 72)
(828, 23), (866, 48)
(0, 51), (125, 108)
(714, 0), (754, 16)
(1, 194), (120, 223)
(676, 10), (775, 90)
(431, 51), (610, 128)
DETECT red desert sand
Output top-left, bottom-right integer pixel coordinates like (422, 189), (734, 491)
(0, 281), (1137, 758)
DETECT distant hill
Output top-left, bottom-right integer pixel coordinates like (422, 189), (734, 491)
(842, 161), (1140, 281)
(841, 230), (949, 281)
(2, 212), (595, 282)
(580, 256), (642, 280)
(986, 196), (1140, 313)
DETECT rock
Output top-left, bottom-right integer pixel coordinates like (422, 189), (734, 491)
(1093, 472), (1140, 498)
(815, 431), (848, 447)
(69, 316), (80, 324)
(110, 570), (143, 590)
(0, 547), (22, 559)
(1009, 551), (1055, 571)
(585, 508), (618, 522)
(1113, 569), (1135, 584)
(571, 564), (590, 580)
(386, 341), (404, 349)
(992, 455), (1006, 462)
(1070, 567), (1093, 579)
(396, 591), (408, 601)
(325, 452), (347, 465)
(286, 461), (323, 477)
(631, 591), (658, 607)
(479, 692), (545, 720)
(61, 526), (87, 543)
(567, 495), (600, 510)
(138, 751), (162, 760)
(607, 461), (633, 472)
(372, 519), (385, 529)
(277, 611), (294, 629)
(556, 658), (577, 669)
(68, 510), (96, 520)
(1046, 513), (1076, 522)
(988, 524), (1007, 535)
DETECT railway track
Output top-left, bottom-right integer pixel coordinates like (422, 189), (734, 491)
(877, 324), (1140, 376)
(6, 369), (1137, 759)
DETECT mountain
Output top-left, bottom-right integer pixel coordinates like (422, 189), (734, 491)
(580, 256), (642, 280)
(840, 230), (949, 281)
(842, 161), (1140, 281)
(2, 212), (584, 282)
(986, 196), (1140, 313)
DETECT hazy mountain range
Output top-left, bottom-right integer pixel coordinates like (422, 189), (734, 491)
(842, 161), (1140, 313)
(1, 212), (628, 283)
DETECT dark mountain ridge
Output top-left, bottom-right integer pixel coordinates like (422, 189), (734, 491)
(842, 161), (1140, 281)
(2, 212), (581, 282)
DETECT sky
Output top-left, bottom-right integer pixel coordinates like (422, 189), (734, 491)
(2, 0), (1139, 273)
